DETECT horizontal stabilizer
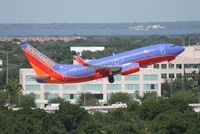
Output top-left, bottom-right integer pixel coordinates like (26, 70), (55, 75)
(74, 55), (87, 66)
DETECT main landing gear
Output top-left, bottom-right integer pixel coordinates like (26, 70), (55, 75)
(108, 75), (114, 83)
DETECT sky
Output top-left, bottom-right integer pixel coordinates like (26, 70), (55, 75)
(0, 0), (200, 23)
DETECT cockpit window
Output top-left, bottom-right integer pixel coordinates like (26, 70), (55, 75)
(170, 45), (175, 48)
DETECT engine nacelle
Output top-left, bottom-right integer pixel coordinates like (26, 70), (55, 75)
(121, 63), (140, 75)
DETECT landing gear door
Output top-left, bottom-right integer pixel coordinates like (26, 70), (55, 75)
(160, 46), (165, 55)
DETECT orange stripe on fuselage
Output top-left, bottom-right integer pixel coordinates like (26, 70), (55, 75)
(30, 63), (64, 83)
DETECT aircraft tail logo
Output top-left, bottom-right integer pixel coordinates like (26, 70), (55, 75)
(21, 43), (57, 77)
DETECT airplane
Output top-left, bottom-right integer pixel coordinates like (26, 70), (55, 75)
(21, 43), (185, 84)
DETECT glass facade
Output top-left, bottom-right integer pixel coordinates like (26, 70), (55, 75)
(44, 85), (59, 91)
(176, 73), (182, 78)
(154, 64), (159, 69)
(125, 75), (139, 80)
(176, 64), (182, 69)
(144, 84), (158, 90)
(34, 94), (40, 100)
(63, 94), (70, 100)
(63, 85), (77, 90)
(81, 84), (103, 90)
(25, 76), (35, 82)
(25, 85), (40, 90)
(169, 64), (174, 69)
(107, 84), (121, 90)
(114, 75), (121, 81)
(161, 73), (167, 79)
(63, 94), (77, 100)
(125, 84), (140, 90)
(169, 73), (175, 79)
(161, 64), (167, 69)
(184, 64), (200, 69)
(143, 75), (158, 80)
(47, 94), (59, 99)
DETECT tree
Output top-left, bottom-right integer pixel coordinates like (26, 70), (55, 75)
(108, 92), (132, 104)
(48, 97), (66, 104)
(54, 102), (91, 132)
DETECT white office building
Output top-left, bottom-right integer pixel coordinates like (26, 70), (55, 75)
(20, 68), (161, 108)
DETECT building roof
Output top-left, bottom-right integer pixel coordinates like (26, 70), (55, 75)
(179, 45), (200, 58)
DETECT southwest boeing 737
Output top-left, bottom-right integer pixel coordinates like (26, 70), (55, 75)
(21, 43), (184, 83)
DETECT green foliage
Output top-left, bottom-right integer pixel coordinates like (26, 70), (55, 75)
(108, 92), (132, 104)
(48, 97), (66, 104)
(54, 102), (91, 132)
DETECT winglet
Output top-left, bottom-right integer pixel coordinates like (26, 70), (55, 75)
(74, 55), (88, 66)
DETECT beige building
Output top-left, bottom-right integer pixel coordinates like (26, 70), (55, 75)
(20, 68), (161, 108)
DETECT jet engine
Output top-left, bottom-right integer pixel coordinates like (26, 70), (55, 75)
(121, 63), (140, 75)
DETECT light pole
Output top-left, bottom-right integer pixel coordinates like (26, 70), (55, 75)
(170, 79), (173, 98)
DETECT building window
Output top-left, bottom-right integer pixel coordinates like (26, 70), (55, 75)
(154, 64), (159, 69)
(169, 64), (174, 69)
(63, 94), (77, 100)
(176, 73), (182, 78)
(81, 84), (103, 90)
(161, 64), (167, 69)
(125, 75), (139, 80)
(70, 94), (74, 99)
(44, 85), (59, 91)
(144, 84), (158, 90)
(143, 75), (158, 80)
(63, 85), (77, 90)
(25, 75), (35, 82)
(169, 73), (175, 79)
(125, 84), (140, 90)
(34, 94), (40, 100)
(114, 75), (121, 81)
(63, 94), (70, 100)
(25, 85), (40, 90)
(176, 64), (182, 69)
(94, 94), (103, 100)
(184, 64), (200, 69)
(107, 84), (121, 90)
(47, 94), (59, 99)
(161, 73), (167, 79)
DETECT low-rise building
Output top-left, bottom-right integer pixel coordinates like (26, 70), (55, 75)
(19, 68), (161, 108)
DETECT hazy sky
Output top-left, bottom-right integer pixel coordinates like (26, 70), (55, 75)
(0, 0), (200, 23)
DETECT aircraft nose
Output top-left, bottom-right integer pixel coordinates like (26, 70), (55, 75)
(177, 46), (185, 55)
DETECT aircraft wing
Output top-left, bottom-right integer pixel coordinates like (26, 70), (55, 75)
(74, 55), (121, 73)
(87, 64), (121, 72)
